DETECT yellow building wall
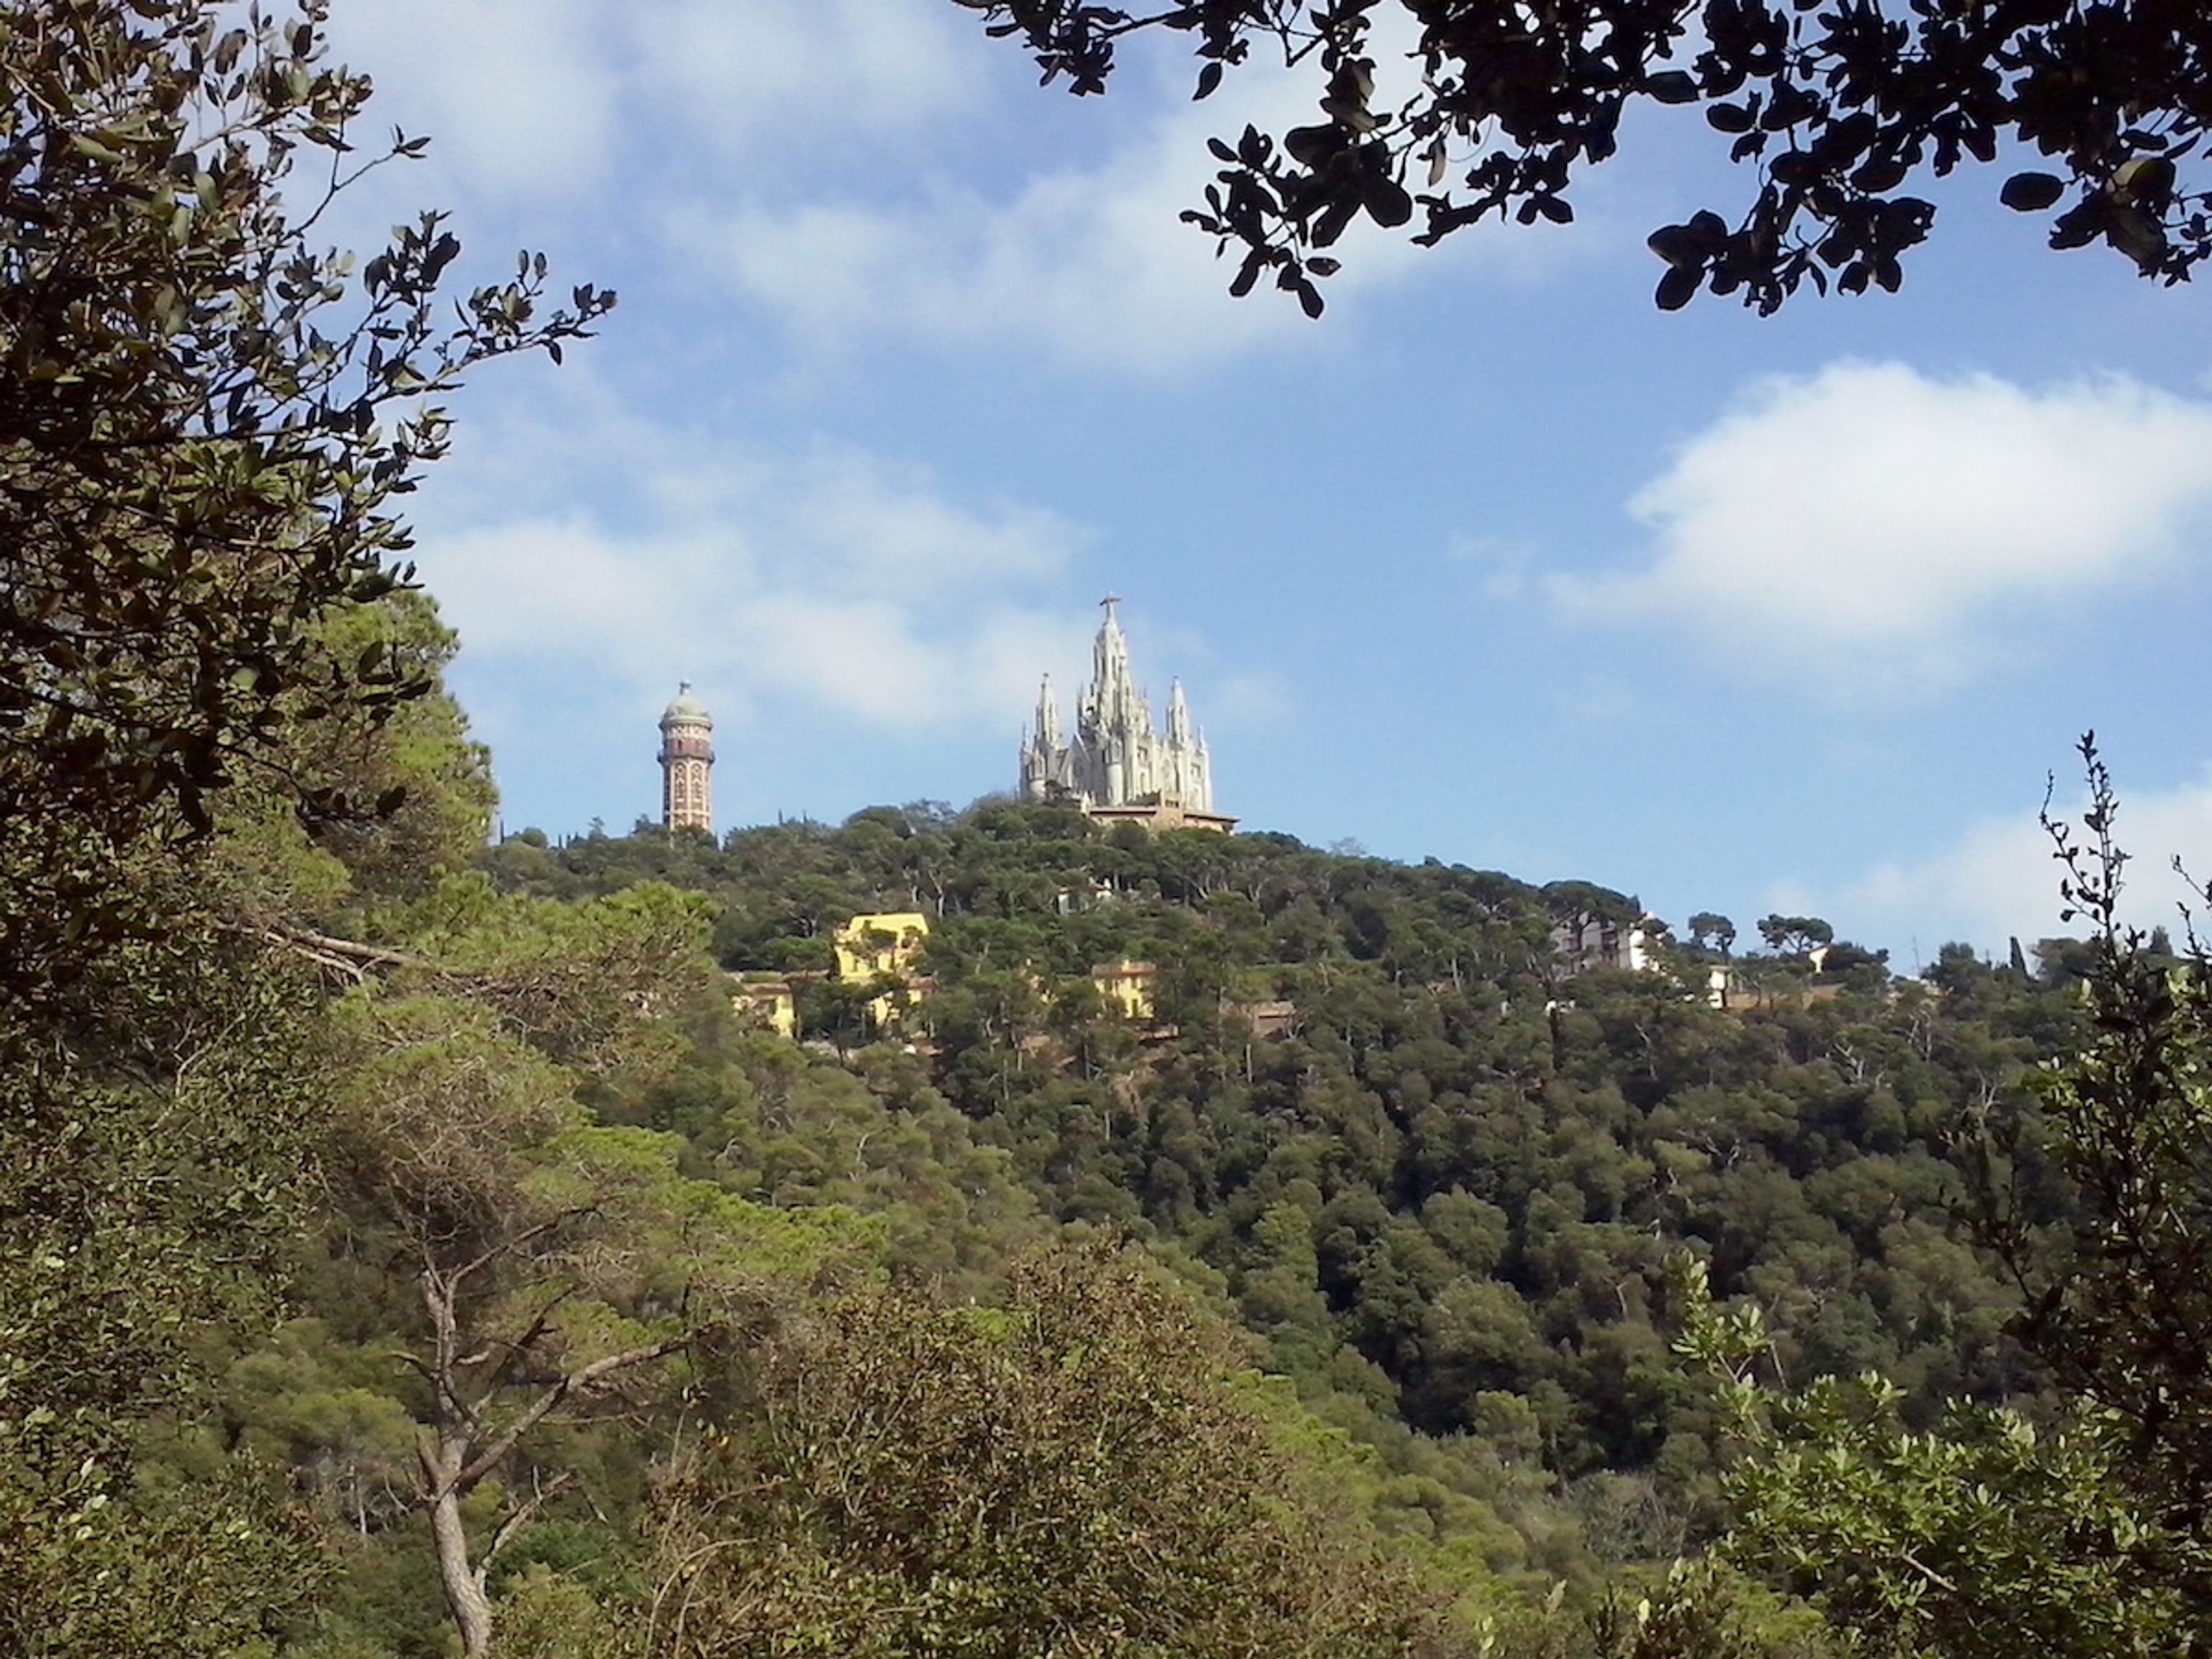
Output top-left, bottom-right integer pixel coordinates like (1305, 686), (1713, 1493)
(833, 912), (930, 982)
(729, 979), (797, 1040)
(1089, 959), (1156, 1022)
(833, 913), (932, 1031)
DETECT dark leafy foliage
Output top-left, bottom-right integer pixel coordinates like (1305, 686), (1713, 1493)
(948, 0), (2212, 311)
(0, 0), (610, 994)
(1, 5), (607, 1649)
(649, 1242), (1455, 1659)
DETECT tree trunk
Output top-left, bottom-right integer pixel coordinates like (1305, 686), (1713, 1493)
(422, 1434), (495, 1658)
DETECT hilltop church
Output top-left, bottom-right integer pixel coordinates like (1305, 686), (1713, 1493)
(657, 598), (1232, 837)
(1018, 597), (1234, 833)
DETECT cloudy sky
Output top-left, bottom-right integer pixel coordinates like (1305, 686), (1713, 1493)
(322, 0), (2212, 964)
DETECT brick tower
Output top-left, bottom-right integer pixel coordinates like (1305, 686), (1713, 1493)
(658, 683), (714, 833)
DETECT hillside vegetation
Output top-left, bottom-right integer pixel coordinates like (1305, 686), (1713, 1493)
(9, 6), (2208, 1652)
(12, 585), (2207, 1658)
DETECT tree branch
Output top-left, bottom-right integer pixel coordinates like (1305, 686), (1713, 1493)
(484, 1470), (579, 1565)
(451, 1338), (685, 1497)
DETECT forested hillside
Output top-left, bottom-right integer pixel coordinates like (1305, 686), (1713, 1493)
(7, 567), (2119, 1658)
(485, 808), (2084, 1561)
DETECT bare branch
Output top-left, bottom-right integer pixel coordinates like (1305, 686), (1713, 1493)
(451, 1338), (685, 1498)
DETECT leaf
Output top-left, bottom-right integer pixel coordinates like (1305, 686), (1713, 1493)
(1852, 155), (1911, 193)
(1311, 193), (1360, 247)
(1285, 125), (1339, 168)
(1228, 246), (1267, 298)
(2000, 171), (2067, 212)
(1194, 61), (1222, 101)
(1646, 71), (1701, 104)
(1362, 176), (1414, 229)
(1647, 215), (1722, 268)
(2109, 156), (2175, 206)
(1655, 264), (1702, 310)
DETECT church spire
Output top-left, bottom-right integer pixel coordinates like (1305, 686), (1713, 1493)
(1021, 595), (1217, 817)
(1087, 593), (1141, 735)
(1034, 674), (1060, 748)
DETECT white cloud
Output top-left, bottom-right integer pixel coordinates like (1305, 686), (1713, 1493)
(668, 118), (1303, 373)
(1556, 363), (2212, 693)
(671, 45), (1528, 375)
(325, 0), (978, 208)
(633, 0), (980, 154)
(326, 0), (622, 202)
(409, 390), (1094, 729)
(328, 0), (1555, 374)
(1778, 770), (2212, 956)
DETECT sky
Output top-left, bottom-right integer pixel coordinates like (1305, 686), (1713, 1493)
(317, 0), (2212, 967)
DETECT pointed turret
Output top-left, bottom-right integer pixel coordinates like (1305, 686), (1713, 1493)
(1035, 674), (1061, 749)
(1020, 675), (1073, 799)
(1166, 678), (1192, 746)
(1084, 593), (1144, 738)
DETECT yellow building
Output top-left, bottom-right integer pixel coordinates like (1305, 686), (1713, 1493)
(834, 912), (930, 981)
(1089, 958), (1157, 1022)
(728, 976), (796, 1040)
(834, 912), (932, 1030)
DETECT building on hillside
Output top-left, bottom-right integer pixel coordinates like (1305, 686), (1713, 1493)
(833, 912), (930, 981)
(1089, 958), (1157, 1022)
(1054, 879), (1120, 915)
(728, 975), (796, 1039)
(1019, 596), (1235, 834)
(1086, 796), (1237, 835)
(658, 684), (714, 833)
(1704, 964), (1733, 1010)
(1550, 912), (1662, 976)
(1228, 998), (1300, 1040)
(834, 912), (932, 1030)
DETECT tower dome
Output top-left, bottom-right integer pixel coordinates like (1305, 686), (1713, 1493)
(657, 683), (714, 833)
(662, 685), (711, 727)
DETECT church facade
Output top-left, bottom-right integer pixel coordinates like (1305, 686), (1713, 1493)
(1019, 598), (1232, 831)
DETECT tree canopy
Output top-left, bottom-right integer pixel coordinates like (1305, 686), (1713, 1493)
(0, 4), (606, 1648)
(949, 0), (2212, 312)
(0, 0), (608, 994)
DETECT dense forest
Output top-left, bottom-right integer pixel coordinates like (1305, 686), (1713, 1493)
(9, 6), (2212, 1658)
(469, 798), (2082, 1595)
(14, 613), (2200, 1658)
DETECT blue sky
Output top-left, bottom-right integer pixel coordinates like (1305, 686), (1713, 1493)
(323, 0), (2212, 965)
